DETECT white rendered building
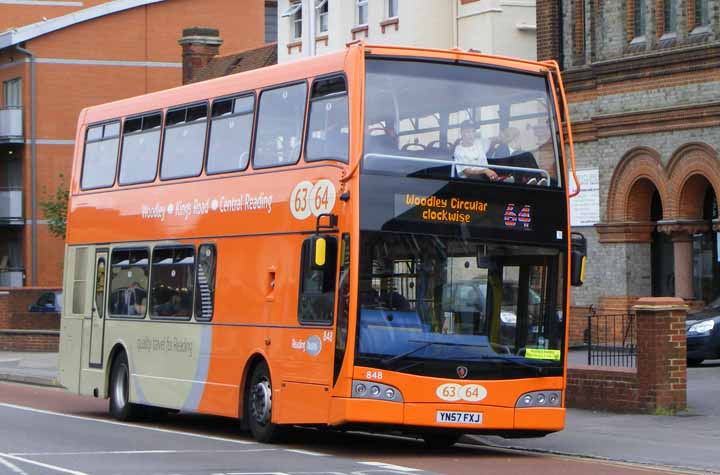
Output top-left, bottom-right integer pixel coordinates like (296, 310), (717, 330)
(277, 0), (537, 63)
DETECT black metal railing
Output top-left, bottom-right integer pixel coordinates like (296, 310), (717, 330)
(586, 308), (636, 368)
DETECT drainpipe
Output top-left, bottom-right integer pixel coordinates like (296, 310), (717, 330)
(15, 44), (37, 286)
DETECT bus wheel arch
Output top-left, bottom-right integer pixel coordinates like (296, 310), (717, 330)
(106, 343), (129, 397)
(243, 355), (285, 443)
(107, 345), (142, 421)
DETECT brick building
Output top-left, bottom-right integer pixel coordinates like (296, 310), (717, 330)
(538, 0), (720, 311)
(0, 0), (267, 287)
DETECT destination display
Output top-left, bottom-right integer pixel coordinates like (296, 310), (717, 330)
(395, 193), (532, 231)
(360, 174), (568, 245)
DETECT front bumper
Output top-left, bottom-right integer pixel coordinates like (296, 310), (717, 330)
(328, 397), (565, 433)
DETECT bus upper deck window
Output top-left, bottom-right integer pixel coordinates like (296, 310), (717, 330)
(161, 102), (208, 180)
(253, 82), (307, 169)
(81, 120), (121, 190)
(119, 113), (163, 185)
(207, 95), (255, 175)
(306, 75), (348, 163)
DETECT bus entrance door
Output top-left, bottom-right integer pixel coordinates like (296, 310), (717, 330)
(88, 250), (109, 367)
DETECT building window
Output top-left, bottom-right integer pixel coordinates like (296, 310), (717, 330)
(664, 0), (677, 33)
(317, 0), (328, 33)
(357, 0), (368, 25)
(265, 1), (278, 43)
(282, 1), (303, 40)
(694, 0), (710, 28)
(2, 78), (21, 107)
(633, 0), (646, 38)
(388, 0), (398, 17)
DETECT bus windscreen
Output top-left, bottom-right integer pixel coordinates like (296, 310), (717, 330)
(363, 59), (561, 187)
(355, 232), (565, 380)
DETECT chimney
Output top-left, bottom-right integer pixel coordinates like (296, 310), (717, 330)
(179, 27), (223, 84)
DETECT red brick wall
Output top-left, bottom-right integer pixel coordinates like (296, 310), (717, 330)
(0, 332), (58, 352)
(567, 367), (640, 411)
(568, 305), (592, 347)
(537, 0), (561, 61)
(0, 288), (61, 352)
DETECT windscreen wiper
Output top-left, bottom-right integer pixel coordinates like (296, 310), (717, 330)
(465, 354), (558, 374)
(380, 340), (487, 367)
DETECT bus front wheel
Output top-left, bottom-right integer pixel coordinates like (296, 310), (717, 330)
(247, 361), (285, 443)
(109, 352), (142, 421)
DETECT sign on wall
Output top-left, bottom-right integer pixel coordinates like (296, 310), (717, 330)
(569, 169), (600, 227)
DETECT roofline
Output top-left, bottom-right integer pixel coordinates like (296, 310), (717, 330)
(0, 0), (167, 50)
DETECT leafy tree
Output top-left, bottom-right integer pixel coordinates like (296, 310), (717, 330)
(40, 173), (69, 239)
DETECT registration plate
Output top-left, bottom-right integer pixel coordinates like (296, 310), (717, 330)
(436, 411), (483, 425)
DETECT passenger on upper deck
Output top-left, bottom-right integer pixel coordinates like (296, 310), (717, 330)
(453, 120), (498, 181)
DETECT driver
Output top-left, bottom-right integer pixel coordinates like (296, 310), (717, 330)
(453, 121), (498, 181)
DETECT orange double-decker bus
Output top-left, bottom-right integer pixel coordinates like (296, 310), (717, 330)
(59, 43), (585, 446)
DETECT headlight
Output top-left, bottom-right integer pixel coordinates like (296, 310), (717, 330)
(688, 320), (715, 335)
(500, 311), (517, 324)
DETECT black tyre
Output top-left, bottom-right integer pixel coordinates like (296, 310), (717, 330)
(109, 352), (143, 421)
(421, 431), (462, 449)
(246, 361), (285, 443)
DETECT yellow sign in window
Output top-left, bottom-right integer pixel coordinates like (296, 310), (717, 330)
(525, 349), (561, 361)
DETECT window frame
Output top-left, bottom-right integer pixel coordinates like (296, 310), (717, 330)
(387, 0), (398, 18)
(305, 73), (350, 164)
(148, 244), (196, 321)
(2, 77), (22, 107)
(108, 246), (151, 320)
(159, 101), (209, 181)
(118, 110), (164, 186)
(357, 0), (368, 25)
(282, 0), (303, 40)
(194, 243), (217, 322)
(252, 80), (309, 170)
(663, 0), (678, 34)
(80, 119), (122, 191)
(297, 236), (338, 326)
(205, 92), (257, 176)
(316, 0), (329, 33)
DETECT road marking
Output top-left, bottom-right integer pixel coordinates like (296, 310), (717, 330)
(0, 455), (29, 475)
(227, 473), (292, 475)
(0, 453), (90, 475)
(0, 402), (256, 445)
(283, 449), (329, 457)
(357, 462), (421, 472)
(10, 449), (276, 456)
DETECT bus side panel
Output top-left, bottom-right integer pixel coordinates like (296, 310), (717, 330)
(59, 246), (82, 392)
(58, 316), (82, 392)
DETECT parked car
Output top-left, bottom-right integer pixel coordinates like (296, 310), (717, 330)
(686, 297), (720, 365)
(27, 291), (62, 313)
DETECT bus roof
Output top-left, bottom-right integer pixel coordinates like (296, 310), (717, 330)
(80, 43), (553, 126)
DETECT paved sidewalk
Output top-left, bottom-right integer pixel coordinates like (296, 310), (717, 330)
(0, 351), (59, 387)
(1, 352), (719, 473)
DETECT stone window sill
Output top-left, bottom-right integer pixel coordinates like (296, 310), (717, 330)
(380, 17), (399, 33)
(351, 24), (369, 40)
(287, 39), (302, 54)
(315, 34), (329, 46)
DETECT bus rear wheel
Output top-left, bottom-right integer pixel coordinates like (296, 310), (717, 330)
(246, 361), (285, 443)
(109, 352), (142, 421)
(421, 431), (462, 449)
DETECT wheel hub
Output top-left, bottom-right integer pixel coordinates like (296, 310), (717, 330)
(250, 378), (272, 425)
